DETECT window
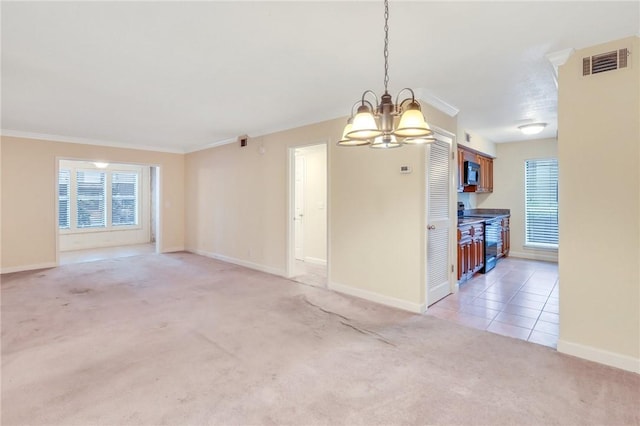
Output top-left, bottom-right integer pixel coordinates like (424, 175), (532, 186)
(58, 169), (71, 229)
(57, 162), (142, 232)
(112, 172), (138, 226)
(76, 170), (106, 228)
(525, 158), (558, 248)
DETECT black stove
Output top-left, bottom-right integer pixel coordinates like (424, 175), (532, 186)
(456, 202), (500, 274)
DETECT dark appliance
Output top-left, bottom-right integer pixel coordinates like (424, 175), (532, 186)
(463, 161), (480, 186)
(482, 218), (502, 273)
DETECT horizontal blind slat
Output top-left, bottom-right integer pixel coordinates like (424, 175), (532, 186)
(525, 159), (558, 247)
(112, 172), (139, 226)
(77, 170), (106, 228)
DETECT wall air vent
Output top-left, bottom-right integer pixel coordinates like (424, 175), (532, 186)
(582, 48), (629, 76)
(238, 135), (248, 147)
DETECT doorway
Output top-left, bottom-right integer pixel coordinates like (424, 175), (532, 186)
(288, 143), (328, 288)
(425, 131), (456, 307)
(56, 159), (161, 264)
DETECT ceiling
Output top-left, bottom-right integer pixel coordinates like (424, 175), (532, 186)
(2, 1), (638, 153)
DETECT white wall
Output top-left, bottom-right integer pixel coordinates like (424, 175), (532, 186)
(297, 144), (327, 265)
(477, 138), (558, 262)
(58, 160), (151, 251)
(557, 36), (639, 373)
(457, 192), (477, 209)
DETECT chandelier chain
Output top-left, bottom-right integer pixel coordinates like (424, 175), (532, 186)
(383, 0), (389, 94)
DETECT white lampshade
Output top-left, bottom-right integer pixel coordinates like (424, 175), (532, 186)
(370, 134), (401, 149)
(394, 102), (432, 138)
(337, 122), (371, 146)
(403, 135), (436, 144)
(347, 105), (382, 140)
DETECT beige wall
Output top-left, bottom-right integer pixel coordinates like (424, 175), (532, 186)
(457, 128), (496, 158)
(0, 136), (185, 272)
(299, 144), (327, 264)
(331, 104), (457, 310)
(558, 36), (639, 372)
(184, 119), (341, 276)
(477, 138), (558, 262)
(185, 103), (457, 310)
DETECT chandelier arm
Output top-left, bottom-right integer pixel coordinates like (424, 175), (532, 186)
(360, 90), (379, 109)
(349, 100), (364, 117)
(394, 88), (417, 111)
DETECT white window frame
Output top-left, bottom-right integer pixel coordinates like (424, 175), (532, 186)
(58, 161), (143, 235)
(524, 158), (559, 250)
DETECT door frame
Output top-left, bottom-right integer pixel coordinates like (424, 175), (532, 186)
(286, 140), (329, 279)
(294, 154), (306, 261)
(54, 157), (162, 265)
(423, 127), (457, 309)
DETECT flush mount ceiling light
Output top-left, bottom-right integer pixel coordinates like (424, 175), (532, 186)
(93, 162), (109, 169)
(337, 0), (434, 149)
(518, 123), (547, 135)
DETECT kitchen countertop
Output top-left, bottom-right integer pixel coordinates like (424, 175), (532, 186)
(457, 209), (510, 226)
(457, 217), (485, 225)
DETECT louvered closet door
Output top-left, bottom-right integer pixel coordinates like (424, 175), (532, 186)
(426, 139), (452, 306)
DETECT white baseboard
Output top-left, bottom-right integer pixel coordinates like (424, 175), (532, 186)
(161, 246), (185, 253)
(187, 249), (287, 277)
(509, 250), (558, 263)
(557, 339), (640, 373)
(1, 262), (57, 274)
(328, 281), (425, 314)
(304, 256), (327, 266)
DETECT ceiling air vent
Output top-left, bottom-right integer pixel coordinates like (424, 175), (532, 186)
(582, 48), (629, 76)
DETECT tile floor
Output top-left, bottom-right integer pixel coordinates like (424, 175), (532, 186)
(428, 257), (559, 348)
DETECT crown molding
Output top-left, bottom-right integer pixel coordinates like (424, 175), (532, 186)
(546, 48), (575, 75)
(0, 129), (185, 154)
(414, 89), (459, 118)
(184, 137), (238, 153)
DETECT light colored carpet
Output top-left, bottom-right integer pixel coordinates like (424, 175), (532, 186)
(2, 253), (638, 425)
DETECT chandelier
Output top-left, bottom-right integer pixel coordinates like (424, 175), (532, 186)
(337, 0), (434, 149)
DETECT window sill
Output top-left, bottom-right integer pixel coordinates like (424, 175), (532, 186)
(60, 225), (142, 235)
(524, 244), (558, 252)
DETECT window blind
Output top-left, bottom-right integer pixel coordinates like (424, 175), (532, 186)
(525, 159), (558, 247)
(112, 172), (138, 226)
(76, 170), (106, 228)
(58, 169), (71, 229)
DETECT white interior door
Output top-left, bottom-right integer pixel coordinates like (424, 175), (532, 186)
(426, 138), (453, 306)
(294, 155), (305, 260)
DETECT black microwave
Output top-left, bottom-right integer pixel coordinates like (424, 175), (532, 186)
(464, 161), (480, 185)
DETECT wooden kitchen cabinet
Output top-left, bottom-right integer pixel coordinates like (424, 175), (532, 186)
(457, 222), (484, 282)
(457, 145), (493, 193)
(475, 154), (493, 193)
(501, 216), (510, 257)
(457, 147), (465, 192)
